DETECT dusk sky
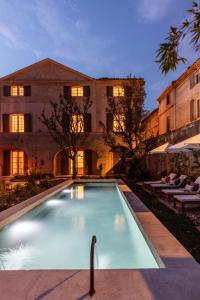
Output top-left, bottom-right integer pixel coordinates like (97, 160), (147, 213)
(0, 0), (198, 110)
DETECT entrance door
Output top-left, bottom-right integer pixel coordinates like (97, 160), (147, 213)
(70, 151), (84, 175)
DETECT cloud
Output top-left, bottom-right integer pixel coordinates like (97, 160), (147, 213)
(137, 0), (172, 21)
(30, 0), (114, 72)
(0, 22), (27, 49)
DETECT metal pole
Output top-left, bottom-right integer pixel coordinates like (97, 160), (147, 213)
(89, 235), (97, 297)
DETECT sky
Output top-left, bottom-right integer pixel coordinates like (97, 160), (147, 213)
(0, 0), (198, 110)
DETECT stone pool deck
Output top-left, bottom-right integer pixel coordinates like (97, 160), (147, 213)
(0, 179), (200, 299)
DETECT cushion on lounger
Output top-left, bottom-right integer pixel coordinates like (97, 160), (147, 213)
(161, 177), (167, 183)
(184, 184), (194, 192)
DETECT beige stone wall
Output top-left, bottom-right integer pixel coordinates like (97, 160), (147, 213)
(143, 109), (159, 140)
(158, 63), (200, 135)
(0, 59), (142, 177)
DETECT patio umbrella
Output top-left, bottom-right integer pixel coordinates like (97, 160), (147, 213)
(149, 142), (172, 175)
(149, 142), (171, 154)
(167, 134), (200, 153)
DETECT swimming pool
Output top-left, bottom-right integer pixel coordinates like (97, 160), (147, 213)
(0, 182), (159, 270)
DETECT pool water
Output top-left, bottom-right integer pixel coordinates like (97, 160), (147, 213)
(0, 183), (159, 270)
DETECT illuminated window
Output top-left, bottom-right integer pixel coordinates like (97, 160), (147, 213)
(71, 115), (84, 132)
(71, 86), (83, 97)
(10, 114), (24, 132)
(70, 151), (84, 175)
(11, 86), (24, 96)
(113, 114), (125, 132)
(113, 86), (124, 97)
(11, 151), (24, 175)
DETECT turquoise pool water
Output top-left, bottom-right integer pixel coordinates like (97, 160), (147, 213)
(0, 183), (159, 270)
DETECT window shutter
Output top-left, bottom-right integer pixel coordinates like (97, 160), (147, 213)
(83, 86), (90, 97)
(3, 150), (11, 176)
(190, 76), (195, 89)
(3, 85), (11, 96)
(106, 86), (113, 97)
(166, 116), (170, 132)
(84, 149), (92, 175)
(64, 86), (71, 98)
(190, 99), (195, 121)
(197, 100), (200, 118)
(24, 114), (32, 132)
(60, 150), (69, 175)
(84, 113), (92, 132)
(106, 113), (113, 131)
(2, 114), (9, 132)
(62, 112), (70, 132)
(24, 86), (31, 96)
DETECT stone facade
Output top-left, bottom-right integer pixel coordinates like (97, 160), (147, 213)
(0, 58), (143, 177)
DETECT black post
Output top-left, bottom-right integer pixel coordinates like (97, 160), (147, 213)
(89, 235), (97, 297)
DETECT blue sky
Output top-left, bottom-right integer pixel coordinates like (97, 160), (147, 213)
(0, 0), (198, 110)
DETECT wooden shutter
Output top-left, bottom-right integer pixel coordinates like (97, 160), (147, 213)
(84, 113), (92, 132)
(83, 86), (90, 97)
(62, 112), (70, 132)
(60, 150), (69, 175)
(24, 86), (31, 96)
(3, 85), (11, 96)
(197, 100), (200, 118)
(190, 76), (195, 89)
(106, 113), (113, 131)
(3, 150), (11, 176)
(84, 149), (92, 175)
(190, 99), (195, 121)
(24, 114), (32, 132)
(166, 117), (170, 132)
(64, 86), (71, 98)
(106, 86), (113, 97)
(2, 114), (9, 132)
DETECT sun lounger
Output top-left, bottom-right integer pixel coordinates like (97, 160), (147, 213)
(144, 173), (177, 188)
(161, 176), (200, 201)
(173, 194), (200, 212)
(150, 175), (187, 193)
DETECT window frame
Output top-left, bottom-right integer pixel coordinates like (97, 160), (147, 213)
(71, 86), (84, 97)
(11, 150), (24, 175)
(71, 114), (84, 133)
(10, 114), (25, 133)
(113, 114), (125, 132)
(11, 86), (24, 97)
(113, 86), (124, 97)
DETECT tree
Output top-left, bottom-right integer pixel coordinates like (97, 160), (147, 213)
(156, 1), (200, 74)
(39, 94), (92, 179)
(99, 78), (146, 173)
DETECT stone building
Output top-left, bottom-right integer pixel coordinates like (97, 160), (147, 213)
(0, 58), (144, 177)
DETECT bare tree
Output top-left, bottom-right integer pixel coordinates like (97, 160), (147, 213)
(40, 94), (92, 178)
(156, 2), (200, 74)
(99, 78), (146, 169)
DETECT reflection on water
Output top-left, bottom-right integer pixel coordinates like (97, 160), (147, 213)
(70, 185), (84, 200)
(114, 214), (125, 232)
(72, 216), (85, 232)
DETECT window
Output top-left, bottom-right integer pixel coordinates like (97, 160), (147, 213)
(11, 86), (24, 96)
(71, 115), (84, 132)
(10, 114), (24, 132)
(11, 151), (24, 175)
(71, 86), (83, 97)
(70, 151), (84, 175)
(166, 94), (170, 105)
(113, 86), (124, 97)
(113, 114), (125, 132)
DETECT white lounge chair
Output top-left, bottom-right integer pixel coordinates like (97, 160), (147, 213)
(143, 173), (177, 188)
(150, 175), (187, 193)
(173, 194), (200, 212)
(161, 176), (200, 201)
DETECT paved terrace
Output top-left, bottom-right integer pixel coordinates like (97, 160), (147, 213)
(0, 180), (200, 300)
